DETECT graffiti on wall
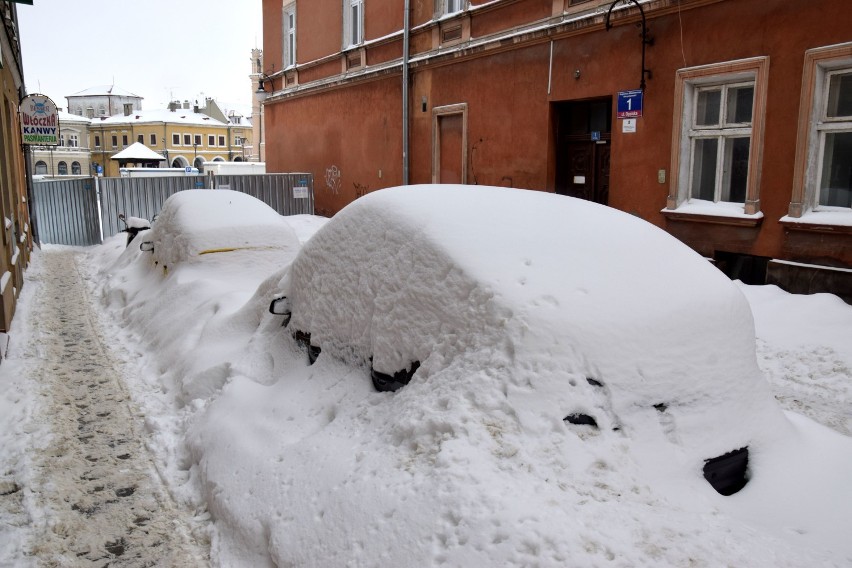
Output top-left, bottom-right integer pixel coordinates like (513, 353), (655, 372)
(325, 165), (341, 194)
(354, 183), (370, 198)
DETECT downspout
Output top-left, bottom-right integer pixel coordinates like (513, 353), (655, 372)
(402, 0), (410, 185)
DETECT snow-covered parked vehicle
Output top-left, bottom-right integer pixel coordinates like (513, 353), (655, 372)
(273, 184), (790, 497)
(139, 189), (300, 272)
(118, 213), (151, 247)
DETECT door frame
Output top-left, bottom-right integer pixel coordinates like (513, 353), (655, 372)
(553, 97), (612, 204)
(431, 103), (468, 184)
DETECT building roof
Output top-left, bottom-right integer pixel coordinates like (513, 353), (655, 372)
(94, 108), (229, 127)
(57, 110), (91, 124)
(68, 85), (142, 98)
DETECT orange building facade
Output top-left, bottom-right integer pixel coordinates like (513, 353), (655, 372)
(261, 0), (852, 299)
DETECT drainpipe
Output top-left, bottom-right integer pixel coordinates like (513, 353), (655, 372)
(402, 0), (410, 185)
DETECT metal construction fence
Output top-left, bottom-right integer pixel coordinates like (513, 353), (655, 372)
(211, 173), (314, 217)
(98, 175), (207, 240)
(32, 173), (315, 246)
(32, 178), (102, 246)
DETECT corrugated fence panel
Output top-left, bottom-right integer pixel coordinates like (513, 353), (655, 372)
(99, 176), (208, 239)
(215, 173), (314, 215)
(33, 178), (102, 246)
(32, 173), (313, 246)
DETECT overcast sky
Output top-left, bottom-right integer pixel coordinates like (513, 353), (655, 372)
(17, 0), (262, 115)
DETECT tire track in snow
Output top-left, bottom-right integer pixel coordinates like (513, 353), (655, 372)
(26, 248), (209, 566)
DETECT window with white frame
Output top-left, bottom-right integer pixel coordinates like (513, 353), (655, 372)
(194, 134), (202, 146)
(184, 134), (191, 145)
(218, 135), (226, 146)
(815, 68), (852, 209)
(94, 135), (101, 148)
(72, 162), (81, 175)
(789, 43), (852, 218)
(208, 134), (216, 146)
(688, 82), (754, 203)
(69, 134), (78, 147)
(443, 0), (464, 15)
(343, 0), (364, 48)
(150, 133), (157, 145)
(668, 57), (768, 216)
(284, 4), (296, 68)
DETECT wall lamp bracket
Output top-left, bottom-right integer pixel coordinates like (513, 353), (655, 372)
(605, 0), (653, 91)
(256, 72), (274, 96)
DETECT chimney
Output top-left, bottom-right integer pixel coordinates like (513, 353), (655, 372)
(183, 100), (190, 109)
(168, 100), (179, 112)
(86, 107), (94, 119)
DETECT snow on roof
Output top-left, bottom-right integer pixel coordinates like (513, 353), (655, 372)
(57, 110), (91, 124)
(96, 108), (229, 127)
(110, 142), (166, 161)
(67, 85), (142, 98)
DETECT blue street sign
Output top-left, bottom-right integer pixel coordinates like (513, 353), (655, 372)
(591, 131), (601, 141)
(617, 89), (644, 119)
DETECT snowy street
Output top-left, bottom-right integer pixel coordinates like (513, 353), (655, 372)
(1, 248), (209, 566)
(1, 187), (851, 566)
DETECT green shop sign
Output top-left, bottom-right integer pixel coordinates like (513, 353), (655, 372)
(21, 94), (59, 146)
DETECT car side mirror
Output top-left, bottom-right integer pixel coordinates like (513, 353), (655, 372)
(139, 241), (154, 252)
(269, 296), (292, 327)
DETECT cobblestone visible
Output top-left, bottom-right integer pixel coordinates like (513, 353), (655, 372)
(23, 249), (209, 567)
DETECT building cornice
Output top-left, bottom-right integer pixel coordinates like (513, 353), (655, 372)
(265, 0), (726, 104)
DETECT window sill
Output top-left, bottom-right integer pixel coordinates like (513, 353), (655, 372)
(662, 201), (764, 227)
(780, 211), (852, 235)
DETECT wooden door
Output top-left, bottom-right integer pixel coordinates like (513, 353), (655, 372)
(438, 113), (464, 184)
(554, 98), (612, 205)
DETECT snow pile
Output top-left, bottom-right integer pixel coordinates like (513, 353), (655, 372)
(289, 186), (787, 464)
(149, 190), (300, 269)
(122, 216), (151, 230)
(83, 185), (852, 566)
(741, 283), (852, 436)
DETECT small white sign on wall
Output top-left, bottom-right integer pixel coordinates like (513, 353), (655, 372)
(294, 185), (310, 199)
(622, 118), (637, 133)
(573, 176), (586, 184)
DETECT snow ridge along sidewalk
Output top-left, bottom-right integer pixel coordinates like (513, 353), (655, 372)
(7, 247), (209, 566)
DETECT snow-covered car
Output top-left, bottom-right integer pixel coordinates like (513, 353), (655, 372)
(141, 189), (300, 271)
(275, 184), (788, 497)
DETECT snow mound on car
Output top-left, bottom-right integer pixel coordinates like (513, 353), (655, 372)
(150, 189), (300, 268)
(187, 187), (815, 566)
(289, 185), (785, 459)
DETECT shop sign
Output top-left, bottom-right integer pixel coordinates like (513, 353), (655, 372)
(21, 94), (59, 146)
